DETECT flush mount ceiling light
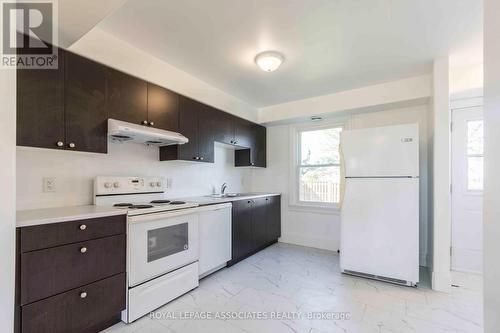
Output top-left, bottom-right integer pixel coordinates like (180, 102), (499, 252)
(255, 51), (285, 72)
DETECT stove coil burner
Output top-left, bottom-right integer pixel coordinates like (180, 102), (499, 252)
(129, 204), (154, 209)
(113, 203), (133, 207)
(169, 201), (186, 205)
(150, 200), (171, 204)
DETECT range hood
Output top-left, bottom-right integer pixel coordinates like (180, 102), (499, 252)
(108, 119), (188, 146)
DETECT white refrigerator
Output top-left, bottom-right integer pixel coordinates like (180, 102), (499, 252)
(340, 123), (419, 286)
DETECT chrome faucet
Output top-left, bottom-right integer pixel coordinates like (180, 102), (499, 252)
(221, 183), (228, 195)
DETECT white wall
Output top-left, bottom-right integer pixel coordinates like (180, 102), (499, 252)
(450, 63), (483, 100)
(17, 143), (251, 210)
(430, 57), (452, 292)
(258, 75), (432, 124)
(251, 104), (430, 266)
(484, 0), (500, 330)
(69, 27), (258, 122)
(0, 69), (16, 332)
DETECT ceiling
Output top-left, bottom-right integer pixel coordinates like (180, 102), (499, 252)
(97, 0), (483, 107)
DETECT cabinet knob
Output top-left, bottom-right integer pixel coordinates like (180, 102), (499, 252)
(149, 121), (154, 126)
(68, 142), (76, 148)
(200, 157), (204, 161)
(80, 247), (87, 253)
(79, 224), (87, 231)
(56, 141), (64, 147)
(80, 292), (87, 299)
(142, 120), (148, 125)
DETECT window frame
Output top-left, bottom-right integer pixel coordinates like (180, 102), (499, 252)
(289, 120), (346, 212)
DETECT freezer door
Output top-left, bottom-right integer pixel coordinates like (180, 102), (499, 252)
(341, 124), (419, 177)
(340, 178), (419, 284)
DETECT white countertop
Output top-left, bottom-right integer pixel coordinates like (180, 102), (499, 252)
(17, 205), (127, 228)
(16, 193), (280, 227)
(178, 193), (281, 206)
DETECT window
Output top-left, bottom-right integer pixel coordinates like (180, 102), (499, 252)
(291, 124), (343, 208)
(466, 120), (483, 191)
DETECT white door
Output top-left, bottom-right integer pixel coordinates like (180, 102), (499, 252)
(341, 124), (419, 177)
(451, 106), (483, 273)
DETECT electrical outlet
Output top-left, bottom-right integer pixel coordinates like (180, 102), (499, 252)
(43, 177), (56, 192)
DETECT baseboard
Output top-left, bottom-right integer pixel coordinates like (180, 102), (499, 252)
(432, 270), (452, 292)
(279, 233), (338, 252)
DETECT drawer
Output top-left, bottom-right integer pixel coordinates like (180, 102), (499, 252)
(21, 273), (125, 333)
(20, 214), (126, 252)
(126, 262), (199, 323)
(21, 234), (125, 305)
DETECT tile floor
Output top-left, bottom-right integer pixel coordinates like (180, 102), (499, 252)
(103, 243), (483, 333)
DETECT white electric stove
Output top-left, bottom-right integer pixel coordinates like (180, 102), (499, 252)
(94, 176), (200, 323)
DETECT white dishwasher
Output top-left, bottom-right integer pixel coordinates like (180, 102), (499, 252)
(198, 203), (232, 277)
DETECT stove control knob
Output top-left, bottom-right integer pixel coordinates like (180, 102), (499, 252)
(113, 182), (120, 188)
(156, 182), (162, 187)
(104, 182), (112, 189)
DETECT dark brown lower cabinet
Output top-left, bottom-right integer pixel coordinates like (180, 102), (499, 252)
(16, 215), (127, 333)
(228, 195), (281, 266)
(21, 273), (125, 333)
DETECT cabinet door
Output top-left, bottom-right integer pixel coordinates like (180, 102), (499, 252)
(65, 52), (107, 153)
(231, 200), (254, 263)
(17, 49), (65, 149)
(253, 125), (267, 167)
(106, 68), (148, 126)
(197, 104), (215, 163)
(211, 108), (235, 145)
(252, 197), (269, 250)
(233, 118), (253, 148)
(147, 83), (179, 131)
(267, 196), (281, 241)
(176, 96), (200, 161)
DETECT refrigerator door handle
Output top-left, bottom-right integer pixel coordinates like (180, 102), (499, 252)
(339, 143), (346, 209)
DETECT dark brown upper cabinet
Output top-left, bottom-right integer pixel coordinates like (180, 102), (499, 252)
(17, 49), (65, 150)
(211, 107), (235, 145)
(16, 44), (266, 166)
(65, 52), (108, 153)
(106, 68), (148, 126)
(235, 123), (266, 167)
(233, 118), (253, 148)
(159, 96), (214, 163)
(147, 83), (179, 132)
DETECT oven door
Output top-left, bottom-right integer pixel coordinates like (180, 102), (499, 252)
(128, 209), (199, 287)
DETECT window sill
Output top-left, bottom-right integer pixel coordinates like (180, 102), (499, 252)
(288, 204), (340, 215)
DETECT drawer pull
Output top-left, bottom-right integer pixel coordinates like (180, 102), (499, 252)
(80, 291), (87, 299)
(80, 247), (87, 253)
(79, 224), (87, 230)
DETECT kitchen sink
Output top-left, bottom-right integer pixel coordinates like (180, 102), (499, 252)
(206, 193), (241, 198)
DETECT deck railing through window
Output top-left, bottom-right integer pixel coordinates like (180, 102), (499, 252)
(299, 180), (340, 203)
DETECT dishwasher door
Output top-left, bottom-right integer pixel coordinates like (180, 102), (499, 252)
(198, 203), (232, 277)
